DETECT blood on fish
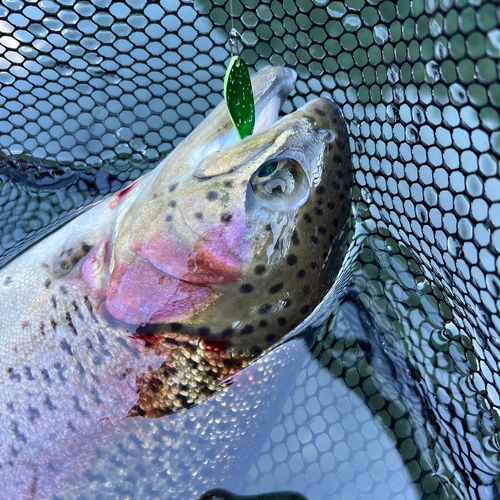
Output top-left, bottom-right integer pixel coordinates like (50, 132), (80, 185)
(201, 339), (229, 353)
(108, 179), (139, 209)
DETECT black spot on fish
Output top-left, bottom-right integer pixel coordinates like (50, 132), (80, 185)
(21, 320), (29, 329)
(259, 304), (272, 314)
(301, 305), (311, 314)
(168, 200), (177, 207)
(311, 261), (318, 270)
(327, 201), (336, 209)
(283, 299), (292, 308)
(254, 264), (266, 275)
(316, 185), (325, 194)
(66, 312), (78, 336)
(292, 230), (300, 246)
(4, 276), (12, 286)
(207, 191), (218, 201)
(44, 395), (55, 410)
(265, 334), (276, 342)
(60, 286), (68, 295)
(333, 219), (339, 228)
(39, 322), (45, 336)
(277, 317), (287, 326)
(315, 208), (324, 216)
(165, 215), (173, 222)
(319, 226), (326, 235)
(224, 180), (234, 188)
(315, 107), (326, 116)
(60, 338), (73, 355)
(41, 369), (51, 383)
(72, 396), (87, 415)
(287, 255), (298, 266)
(169, 183), (178, 192)
(240, 284), (254, 293)
(51, 295), (57, 309)
(24, 366), (34, 380)
(45, 279), (51, 289)
(220, 213), (232, 223)
(269, 283), (284, 294)
(250, 346), (263, 356)
(28, 407), (40, 423)
(304, 213), (312, 223)
(195, 212), (203, 219)
(50, 319), (57, 330)
(221, 327), (233, 338)
(259, 320), (268, 328)
(297, 269), (306, 279)
(241, 325), (254, 335)
(311, 236), (318, 244)
(85, 296), (99, 323)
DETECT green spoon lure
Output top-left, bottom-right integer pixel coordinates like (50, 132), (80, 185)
(224, 54), (255, 140)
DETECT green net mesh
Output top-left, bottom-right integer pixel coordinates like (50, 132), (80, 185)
(0, 0), (499, 499)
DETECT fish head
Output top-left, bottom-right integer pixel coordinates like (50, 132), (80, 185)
(104, 66), (352, 352)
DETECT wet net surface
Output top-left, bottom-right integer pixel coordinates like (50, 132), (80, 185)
(0, 0), (499, 499)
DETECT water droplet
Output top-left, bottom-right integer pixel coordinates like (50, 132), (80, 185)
(130, 137), (147, 153)
(487, 29), (500, 57)
(387, 66), (398, 84)
(104, 72), (122, 84)
(416, 205), (428, 223)
(434, 40), (448, 60)
(476, 303), (491, 327)
(425, 61), (440, 83)
(450, 83), (468, 105)
(373, 25), (389, 44)
(416, 276), (429, 290)
(406, 125), (419, 144)
(447, 236), (462, 257)
(55, 64), (74, 76)
(361, 187), (372, 203)
(386, 105), (397, 123)
(392, 86), (404, 104)
(88, 66), (105, 77)
(429, 17), (442, 37)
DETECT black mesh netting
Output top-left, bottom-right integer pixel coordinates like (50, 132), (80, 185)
(1, 0), (500, 499)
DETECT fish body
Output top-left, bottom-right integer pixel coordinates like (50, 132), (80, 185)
(0, 66), (352, 497)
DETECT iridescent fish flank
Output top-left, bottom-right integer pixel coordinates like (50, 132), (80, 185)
(0, 67), (352, 497)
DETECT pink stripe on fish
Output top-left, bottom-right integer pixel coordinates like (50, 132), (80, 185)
(105, 256), (218, 325)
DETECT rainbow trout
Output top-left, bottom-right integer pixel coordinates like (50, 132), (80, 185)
(0, 66), (352, 498)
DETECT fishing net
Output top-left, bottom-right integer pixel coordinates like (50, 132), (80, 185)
(0, 0), (499, 499)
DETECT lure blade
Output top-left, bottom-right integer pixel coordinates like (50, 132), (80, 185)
(223, 55), (255, 140)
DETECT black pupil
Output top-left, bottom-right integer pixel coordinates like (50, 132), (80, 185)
(258, 161), (278, 178)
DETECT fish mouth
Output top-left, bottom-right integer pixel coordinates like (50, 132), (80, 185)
(252, 66), (297, 134)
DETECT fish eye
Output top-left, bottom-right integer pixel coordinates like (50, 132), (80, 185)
(257, 161), (279, 178)
(250, 158), (309, 210)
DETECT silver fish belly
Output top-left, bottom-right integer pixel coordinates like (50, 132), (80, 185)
(0, 66), (352, 498)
